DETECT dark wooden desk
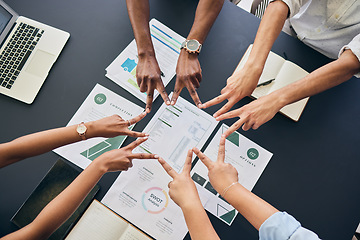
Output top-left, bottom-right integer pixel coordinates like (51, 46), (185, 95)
(1, 0), (360, 239)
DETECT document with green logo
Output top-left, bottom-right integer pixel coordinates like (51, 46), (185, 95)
(54, 83), (144, 169)
(191, 123), (273, 225)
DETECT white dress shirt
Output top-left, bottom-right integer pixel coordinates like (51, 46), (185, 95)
(270, 0), (360, 77)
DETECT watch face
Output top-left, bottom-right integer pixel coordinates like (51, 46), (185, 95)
(186, 39), (200, 51)
(77, 124), (87, 134)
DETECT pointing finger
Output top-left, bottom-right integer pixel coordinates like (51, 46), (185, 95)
(158, 157), (178, 179)
(125, 137), (148, 150)
(217, 137), (226, 163)
(129, 153), (158, 160)
(193, 147), (213, 170)
(201, 94), (227, 109)
(182, 149), (193, 175)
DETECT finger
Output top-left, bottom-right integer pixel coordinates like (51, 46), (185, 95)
(146, 85), (155, 113)
(217, 137), (226, 163)
(186, 83), (202, 108)
(171, 82), (183, 106)
(158, 157), (178, 178)
(215, 108), (241, 121)
(125, 137), (148, 150)
(156, 81), (170, 105)
(201, 94), (227, 109)
(124, 130), (148, 138)
(129, 153), (158, 160)
(242, 120), (254, 131)
(128, 161), (133, 168)
(127, 112), (147, 126)
(195, 71), (202, 84)
(182, 149), (193, 175)
(168, 181), (172, 189)
(193, 147), (213, 169)
(139, 77), (148, 93)
(222, 117), (248, 138)
(214, 101), (236, 119)
(191, 75), (201, 89)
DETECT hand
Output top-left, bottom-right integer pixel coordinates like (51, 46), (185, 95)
(158, 150), (202, 209)
(171, 50), (202, 108)
(193, 137), (238, 194)
(201, 67), (260, 117)
(88, 113), (148, 138)
(136, 54), (170, 112)
(93, 137), (158, 172)
(216, 92), (283, 136)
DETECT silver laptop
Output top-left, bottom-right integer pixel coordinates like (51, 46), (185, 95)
(0, 0), (70, 104)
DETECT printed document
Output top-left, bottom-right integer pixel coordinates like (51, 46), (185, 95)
(106, 18), (185, 103)
(54, 84), (144, 169)
(101, 95), (217, 240)
(191, 124), (273, 225)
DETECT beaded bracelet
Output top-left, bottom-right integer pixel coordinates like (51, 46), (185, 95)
(221, 182), (239, 198)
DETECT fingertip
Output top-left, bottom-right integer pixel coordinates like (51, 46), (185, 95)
(146, 108), (151, 113)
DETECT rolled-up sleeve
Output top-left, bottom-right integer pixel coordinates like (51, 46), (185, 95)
(259, 211), (321, 240)
(269, 0), (307, 18)
(339, 34), (360, 78)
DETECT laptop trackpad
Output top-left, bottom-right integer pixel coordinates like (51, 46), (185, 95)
(26, 50), (55, 78)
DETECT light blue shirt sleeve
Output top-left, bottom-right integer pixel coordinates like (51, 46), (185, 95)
(259, 212), (321, 240)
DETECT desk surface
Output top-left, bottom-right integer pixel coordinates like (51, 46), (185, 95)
(1, 0), (360, 239)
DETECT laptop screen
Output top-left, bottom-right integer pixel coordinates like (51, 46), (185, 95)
(0, 5), (11, 35)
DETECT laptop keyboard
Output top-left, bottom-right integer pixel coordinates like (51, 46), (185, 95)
(0, 22), (44, 89)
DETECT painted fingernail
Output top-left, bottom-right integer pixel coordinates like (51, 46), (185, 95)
(166, 100), (170, 105)
(197, 103), (203, 108)
(145, 133), (149, 136)
(154, 154), (159, 158)
(171, 101), (175, 105)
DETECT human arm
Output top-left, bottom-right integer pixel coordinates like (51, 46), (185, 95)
(193, 137), (320, 239)
(158, 150), (220, 240)
(0, 138), (158, 240)
(193, 137), (278, 229)
(125, 0), (170, 112)
(217, 48), (360, 136)
(171, 0), (224, 108)
(0, 113), (147, 168)
(201, 0), (289, 115)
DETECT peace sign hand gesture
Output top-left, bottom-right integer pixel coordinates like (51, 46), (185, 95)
(193, 137), (238, 195)
(158, 150), (201, 209)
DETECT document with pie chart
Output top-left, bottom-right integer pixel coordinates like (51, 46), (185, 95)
(101, 96), (217, 240)
(191, 123), (273, 225)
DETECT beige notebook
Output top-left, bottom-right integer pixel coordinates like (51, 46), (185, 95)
(235, 44), (309, 121)
(65, 200), (151, 240)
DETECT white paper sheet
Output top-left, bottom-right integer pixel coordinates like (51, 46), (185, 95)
(191, 123), (273, 225)
(53, 84), (144, 169)
(106, 18), (185, 103)
(134, 93), (218, 172)
(101, 95), (217, 240)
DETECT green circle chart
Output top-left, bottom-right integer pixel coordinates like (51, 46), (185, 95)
(247, 148), (259, 160)
(94, 93), (106, 104)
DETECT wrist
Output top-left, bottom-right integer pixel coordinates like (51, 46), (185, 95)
(181, 199), (203, 213)
(91, 155), (109, 175)
(138, 49), (156, 59)
(83, 121), (96, 139)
